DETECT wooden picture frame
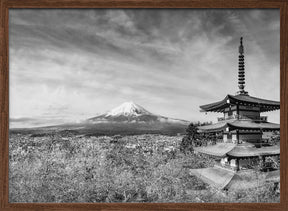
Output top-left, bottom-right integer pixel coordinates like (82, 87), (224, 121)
(1, 0), (287, 210)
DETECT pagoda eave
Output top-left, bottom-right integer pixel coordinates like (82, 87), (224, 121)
(194, 143), (236, 157)
(194, 143), (280, 158)
(227, 145), (280, 157)
(200, 94), (280, 113)
(228, 120), (280, 131)
(198, 120), (280, 133)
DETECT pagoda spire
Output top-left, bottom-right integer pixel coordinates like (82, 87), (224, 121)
(237, 37), (248, 95)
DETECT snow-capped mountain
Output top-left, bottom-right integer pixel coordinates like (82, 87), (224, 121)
(87, 101), (189, 124)
(105, 101), (152, 117)
(13, 102), (190, 136)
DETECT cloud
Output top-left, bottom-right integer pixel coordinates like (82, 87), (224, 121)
(9, 9), (280, 127)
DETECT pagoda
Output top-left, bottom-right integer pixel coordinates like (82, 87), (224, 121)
(190, 38), (280, 187)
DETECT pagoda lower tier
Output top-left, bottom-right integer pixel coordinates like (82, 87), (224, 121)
(194, 142), (280, 172)
(195, 119), (280, 172)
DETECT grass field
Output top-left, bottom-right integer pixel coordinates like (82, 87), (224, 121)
(9, 132), (279, 203)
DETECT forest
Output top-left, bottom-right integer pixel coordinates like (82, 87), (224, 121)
(9, 131), (279, 203)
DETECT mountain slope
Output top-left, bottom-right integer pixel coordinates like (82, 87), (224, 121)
(87, 101), (189, 124)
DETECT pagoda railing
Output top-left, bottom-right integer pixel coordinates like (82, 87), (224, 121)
(218, 115), (268, 122)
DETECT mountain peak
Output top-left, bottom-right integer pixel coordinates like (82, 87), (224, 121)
(105, 101), (152, 117)
(87, 102), (189, 125)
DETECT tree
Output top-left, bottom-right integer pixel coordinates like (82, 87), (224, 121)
(180, 122), (218, 154)
(180, 123), (201, 154)
(267, 132), (280, 146)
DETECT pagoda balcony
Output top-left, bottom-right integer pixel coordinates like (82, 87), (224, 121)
(218, 115), (268, 122)
(217, 114), (239, 121)
(214, 162), (236, 172)
(258, 116), (268, 122)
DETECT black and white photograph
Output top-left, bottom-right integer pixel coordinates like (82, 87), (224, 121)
(9, 9), (280, 203)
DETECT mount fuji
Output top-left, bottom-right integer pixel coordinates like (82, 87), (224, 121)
(87, 101), (189, 124)
(11, 102), (190, 136)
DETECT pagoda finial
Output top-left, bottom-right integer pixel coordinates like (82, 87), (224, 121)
(237, 37), (248, 95)
(239, 37), (244, 54)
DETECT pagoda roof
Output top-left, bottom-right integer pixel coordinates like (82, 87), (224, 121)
(194, 143), (280, 158)
(198, 119), (280, 133)
(189, 166), (236, 189)
(190, 168), (279, 190)
(200, 94), (280, 113)
(227, 144), (280, 157)
(265, 170), (280, 182)
(194, 143), (236, 157)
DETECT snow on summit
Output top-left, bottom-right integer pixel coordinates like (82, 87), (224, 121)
(105, 102), (152, 117)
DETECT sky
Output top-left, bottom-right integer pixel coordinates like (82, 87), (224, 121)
(9, 9), (280, 128)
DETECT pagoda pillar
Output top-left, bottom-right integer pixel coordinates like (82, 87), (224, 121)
(236, 129), (239, 144)
(236, 158), (240, 171)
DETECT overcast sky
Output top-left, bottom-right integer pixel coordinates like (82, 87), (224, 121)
(9, 9), (280, 127)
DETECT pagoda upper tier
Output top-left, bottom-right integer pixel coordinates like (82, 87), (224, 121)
(200, 94), (280, 113)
